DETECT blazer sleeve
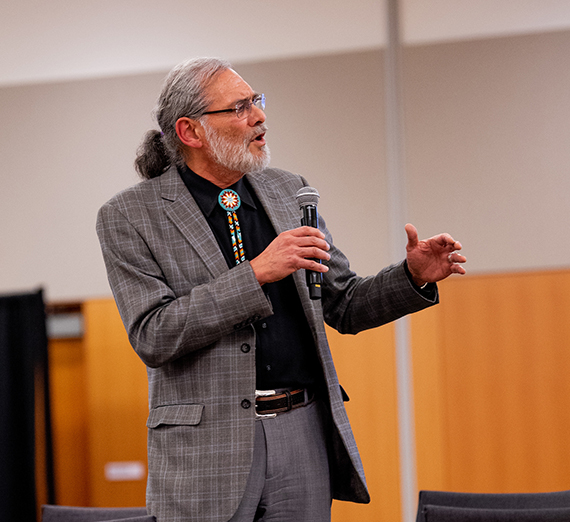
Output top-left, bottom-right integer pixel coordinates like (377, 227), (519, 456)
(320, 215), (438, 335)
(96, 200), (273, 368)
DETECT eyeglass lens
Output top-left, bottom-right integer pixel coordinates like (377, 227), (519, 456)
(236, 94), (265, 118)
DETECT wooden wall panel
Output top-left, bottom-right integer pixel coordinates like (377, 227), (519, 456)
(410, 304), (448, 492)
(412, 270), (570, 495)
(328, 324), (402, 522)
(48, 336), (90, 506)
(82, 299), (148, 507)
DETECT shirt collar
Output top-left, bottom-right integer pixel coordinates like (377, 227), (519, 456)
(177, 165), (257, 216)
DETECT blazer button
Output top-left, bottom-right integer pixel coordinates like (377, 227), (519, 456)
(241, 399), (251, 409)
(241, 343), (251, 353)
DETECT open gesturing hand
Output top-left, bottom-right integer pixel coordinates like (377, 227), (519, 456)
(405, 223), (466, 286)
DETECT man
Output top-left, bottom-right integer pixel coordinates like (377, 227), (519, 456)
(97, 57), (466, 522)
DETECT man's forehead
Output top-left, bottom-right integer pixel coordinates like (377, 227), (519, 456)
(207, 68), (254, 104)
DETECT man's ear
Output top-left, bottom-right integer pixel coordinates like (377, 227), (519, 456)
(175, 117), (203, 149)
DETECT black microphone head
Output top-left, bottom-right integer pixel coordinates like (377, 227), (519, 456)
(295, 186), (320, 208)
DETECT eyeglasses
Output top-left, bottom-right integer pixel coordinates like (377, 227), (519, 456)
(202, 93), (266, 119)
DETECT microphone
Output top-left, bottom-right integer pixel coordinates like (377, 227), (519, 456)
(295, 186), (323, 300)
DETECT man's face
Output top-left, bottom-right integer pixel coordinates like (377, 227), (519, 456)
(200, 69), (270, 175)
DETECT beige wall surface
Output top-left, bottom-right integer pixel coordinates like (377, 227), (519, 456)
(1, 30), (570, 301)
(0, 73), (160, 300)
(404, 30), (570, 273)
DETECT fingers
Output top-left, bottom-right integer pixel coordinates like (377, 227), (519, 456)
(435, 232), (461, 251)
(251, 227), (330, 285)
(291, 226), (327, 240)
(291, 226), (330, 257)
(303, 258), (330, 273)
(407, 225), (463, 259)
(447, 251), (467, 264)
(447, 250), (467, 277)
(449, 238), (463, 251)
(451, 264), (467, 275)
(296, 240), (331, 266)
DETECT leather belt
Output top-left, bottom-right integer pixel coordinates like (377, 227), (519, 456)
(255, 388), (312, 416)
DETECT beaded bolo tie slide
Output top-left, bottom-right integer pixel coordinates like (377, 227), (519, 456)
(218, 189), (246, 265)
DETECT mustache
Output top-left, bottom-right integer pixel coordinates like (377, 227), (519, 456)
(248, 123), (268, 142)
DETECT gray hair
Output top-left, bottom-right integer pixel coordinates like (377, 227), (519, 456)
(134, 57), (232, 179)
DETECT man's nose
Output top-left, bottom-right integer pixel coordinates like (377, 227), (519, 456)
(248, 104), (266, 125)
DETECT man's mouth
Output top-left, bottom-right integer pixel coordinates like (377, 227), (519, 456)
(251, 131), (266, 146)
(250, 124), (268, 146)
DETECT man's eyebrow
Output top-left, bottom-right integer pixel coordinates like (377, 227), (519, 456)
(232, 92), (259, 106)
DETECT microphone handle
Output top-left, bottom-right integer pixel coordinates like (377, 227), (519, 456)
(301, 204), (323, 300)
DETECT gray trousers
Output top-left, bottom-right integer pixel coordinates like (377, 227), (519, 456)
(229, 399), (332, 522)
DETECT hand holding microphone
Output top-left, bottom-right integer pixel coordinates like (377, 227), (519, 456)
(250, 186), (329, 288)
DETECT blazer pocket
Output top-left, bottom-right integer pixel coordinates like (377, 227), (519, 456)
(147, 404), (204, 428)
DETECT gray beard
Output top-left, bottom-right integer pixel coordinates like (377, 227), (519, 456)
(201, 120), (271, 175)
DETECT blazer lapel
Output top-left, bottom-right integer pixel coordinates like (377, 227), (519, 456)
(247, 170), (300, 235)
(160, 168), (228, 278)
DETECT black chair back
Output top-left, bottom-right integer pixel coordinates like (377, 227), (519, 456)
(41, 505), (151, 522)
(417, 490), (570, 522)
(423, 505), (570, 521)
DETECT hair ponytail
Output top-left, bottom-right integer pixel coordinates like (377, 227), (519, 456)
(134, 130), (171, 179)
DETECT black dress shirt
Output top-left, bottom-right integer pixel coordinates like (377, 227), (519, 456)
(178, 166), (323, 390)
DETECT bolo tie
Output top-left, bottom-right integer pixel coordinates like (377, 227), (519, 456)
(218, 189), (246, 265)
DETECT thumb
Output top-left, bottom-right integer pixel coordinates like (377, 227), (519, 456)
(405, 223), (418, 250)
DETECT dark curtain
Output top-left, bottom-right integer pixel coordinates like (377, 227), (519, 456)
(0, 289), (55, 521)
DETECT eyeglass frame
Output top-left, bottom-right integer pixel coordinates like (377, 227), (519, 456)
(201, 93), (266, 119)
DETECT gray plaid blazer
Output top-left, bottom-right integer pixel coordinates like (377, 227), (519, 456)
(96, 166), (437, 522)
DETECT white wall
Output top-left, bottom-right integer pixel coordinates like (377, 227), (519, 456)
(3, 0), (570, 86)
(0, 0), (387, 86)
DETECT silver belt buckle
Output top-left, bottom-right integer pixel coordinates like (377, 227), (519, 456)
(255, 389), (277, 419)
